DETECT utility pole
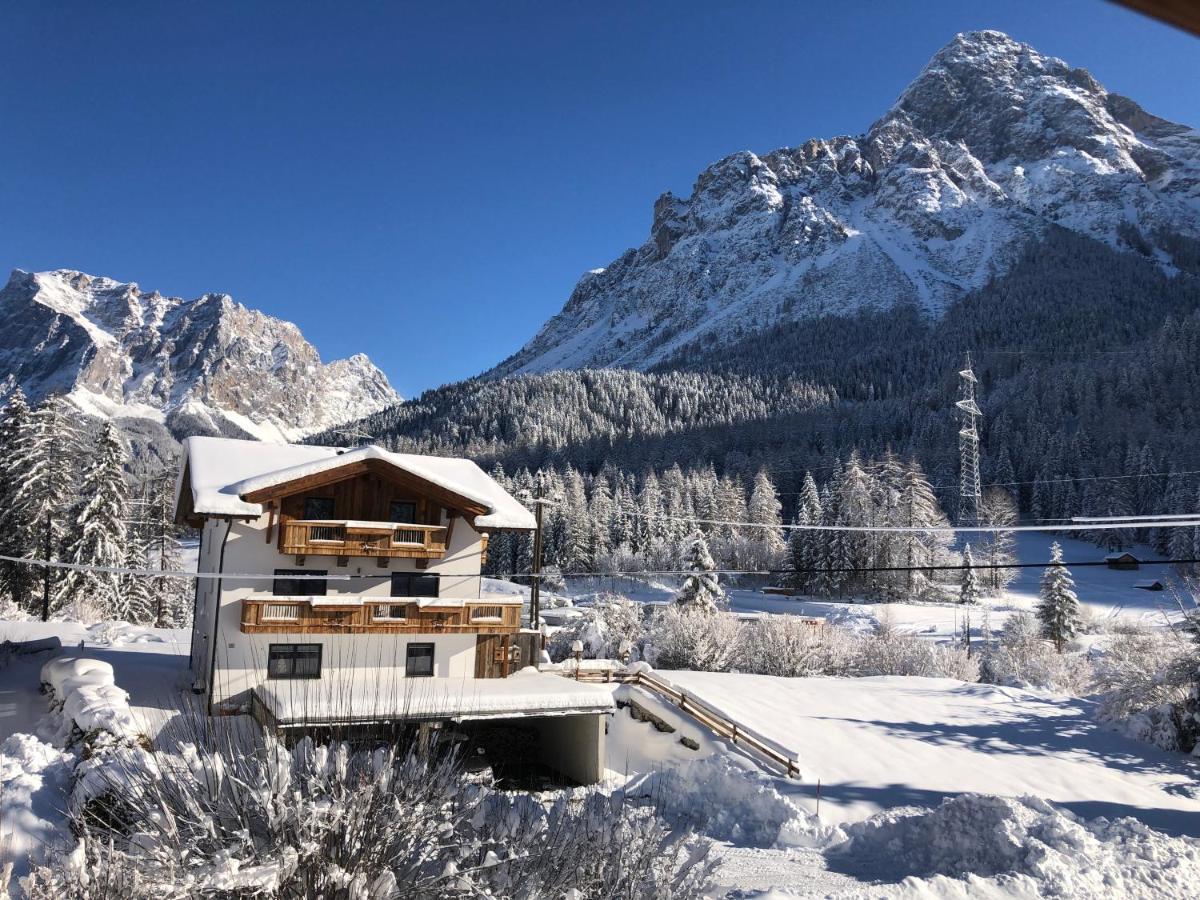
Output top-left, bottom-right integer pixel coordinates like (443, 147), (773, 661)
(530, 490), (544, 630)
(522, 472), (560, 631)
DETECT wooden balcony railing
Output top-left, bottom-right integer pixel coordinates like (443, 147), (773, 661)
(280, 520), (448, 560)
(239, 597), (522, 635)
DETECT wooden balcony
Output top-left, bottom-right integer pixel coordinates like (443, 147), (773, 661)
(279, 520), (448, 561)
(239, 597), (522, 635)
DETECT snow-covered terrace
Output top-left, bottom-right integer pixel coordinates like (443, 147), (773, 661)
(252, 667), (615, 727)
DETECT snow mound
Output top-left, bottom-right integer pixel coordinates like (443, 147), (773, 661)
(832, 793), (1200, 898)
(0, 733), (75, 879)
(40, 656), (140, 740)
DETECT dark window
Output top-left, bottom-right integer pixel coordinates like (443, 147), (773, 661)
(406, 643), (434, 677)
(273, 569), (327, 596)
(391, 572), (439, 598)
(304, 496), (336, 520)
(388, 500), (418, 524)
(267, 643), (322, 679)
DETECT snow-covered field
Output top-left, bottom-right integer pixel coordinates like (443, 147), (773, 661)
(607, 669), (1200, 897)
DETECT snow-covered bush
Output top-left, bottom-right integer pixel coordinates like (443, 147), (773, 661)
(979, 611), (1092, 693)
(1093, 621), (1193, 717)
(646, 606), (741, 672)
(855, 626), (979, 681)
(735, 616), (858, 677)
(547, 593), (645, 661)
(39, 656), (145, 750)
(23, 728), (713, 899)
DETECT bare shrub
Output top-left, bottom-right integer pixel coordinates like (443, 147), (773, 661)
(1092, 621), (1193, 721)
(547, 592), (645, 661)
(645, 606), (742, 672)
(856, 623), (980, 681)
(23, 721), (712, 899)
(979, 611), (1092, 693)
(736, 616), (858, 677)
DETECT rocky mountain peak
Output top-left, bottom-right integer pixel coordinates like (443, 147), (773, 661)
(488, 31), (1200, 378)
(0, 268), (400, 443)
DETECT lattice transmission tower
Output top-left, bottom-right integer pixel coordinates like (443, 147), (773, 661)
(956, 353), (983, 527)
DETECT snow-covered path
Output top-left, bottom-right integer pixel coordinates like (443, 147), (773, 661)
(659, 671), (1200, 837)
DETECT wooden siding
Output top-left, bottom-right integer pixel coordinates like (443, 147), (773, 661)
(240, 598), (522, 635)
(267, 469), (461, 560)
(279, 520), (448, 560)
(474, 634), (511, 679)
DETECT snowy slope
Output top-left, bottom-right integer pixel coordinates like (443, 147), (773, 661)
(651, 670), (1200, 836)
(0, 269), (400, 441)
(491, 30), (1200, 376)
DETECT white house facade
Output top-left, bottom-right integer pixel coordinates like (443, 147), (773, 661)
(174, 437), (613, 784)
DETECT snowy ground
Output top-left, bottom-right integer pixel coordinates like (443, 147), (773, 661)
(608, 670), (1200, 897)
(0, 621), (191, 885)
(3, 620), (1198, 897)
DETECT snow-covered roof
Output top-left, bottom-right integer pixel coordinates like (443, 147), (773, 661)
(1104, 552), (1139, 561)
(176, 436), (535, 530)
(255, 668), (615, 726)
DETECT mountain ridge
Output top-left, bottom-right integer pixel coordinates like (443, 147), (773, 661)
(488, 30), (1200, 378)
(0, 268), (399, 444)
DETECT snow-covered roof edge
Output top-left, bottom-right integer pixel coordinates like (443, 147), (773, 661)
(177, 436), (536, 530)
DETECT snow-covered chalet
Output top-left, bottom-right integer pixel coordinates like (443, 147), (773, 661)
(174, 437), (612, 784)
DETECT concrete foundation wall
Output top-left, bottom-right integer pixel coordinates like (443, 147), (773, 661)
(534, 713), (607, 785)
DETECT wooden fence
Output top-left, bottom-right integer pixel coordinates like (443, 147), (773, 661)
(560, 665), (800, 778)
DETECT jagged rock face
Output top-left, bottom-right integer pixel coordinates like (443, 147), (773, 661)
(0, 269), (399, 441)
(491, 30), (1200, 376)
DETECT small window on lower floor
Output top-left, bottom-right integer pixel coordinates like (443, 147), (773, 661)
(406, 642), (435, 677)
(373, 603), (408, 621)
(267, 643), (322, 679)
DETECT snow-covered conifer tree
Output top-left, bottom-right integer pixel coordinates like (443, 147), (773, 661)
(57, 421), (130, 620)
(787, 471), (822, 591)
(1037, 542), (1081, 653)
(897, 459), (952, 600)
(747, 469), (786, 570)
(0, 388), (38, 610)
(959, 543), (981, 605)
(674, 530), (725, 613)
(979, 486), (1019, 594)
(8, 394), (81, 619)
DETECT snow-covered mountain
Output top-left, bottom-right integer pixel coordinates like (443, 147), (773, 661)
(0, 269), (399, 442)
(491, 30), (1200, 376)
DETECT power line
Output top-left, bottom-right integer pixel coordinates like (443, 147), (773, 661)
(1071, 514), (1200, 523)
(765, 466), (1200, 497)
(521, 558), (1200, 578)
(615, 506), (1200, 535)
(0, 552), (352, 582)
(1, 548), (1192, 585)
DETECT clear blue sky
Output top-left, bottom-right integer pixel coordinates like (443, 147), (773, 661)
(1, 1), (1195, 396)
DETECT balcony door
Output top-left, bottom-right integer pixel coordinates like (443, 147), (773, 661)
(388, 500), (417, 524)
(303, 496), (336, 520)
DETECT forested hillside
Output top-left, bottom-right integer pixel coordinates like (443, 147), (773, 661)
(317, 229), (1200, 539)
